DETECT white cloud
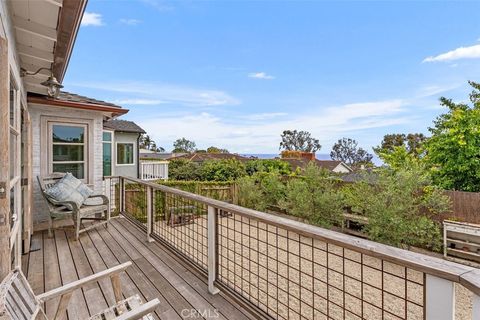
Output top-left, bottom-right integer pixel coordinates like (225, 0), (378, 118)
(423, 44), (480, 62)
(111, 99), (166, 105)
(242, 112), (288, 121)
(415, 84), (459, 98)
(120, 19), (142, 26)
(248, 72), (275, 80)
(81, 12), (104, 27)
(70, 81), (240, 107)
(140, 0), (173, 11)
(139, 99), (410, 153)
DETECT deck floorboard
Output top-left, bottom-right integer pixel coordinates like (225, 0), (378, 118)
(23, 216), (256, 320)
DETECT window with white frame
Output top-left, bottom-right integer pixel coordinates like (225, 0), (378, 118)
(49, 123), (88, 179)
(103, 131), (113, 176)
(117, 143), (134, 165)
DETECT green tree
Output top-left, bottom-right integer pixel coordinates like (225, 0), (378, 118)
(424, 81), (480, 191)
(172, 138), (196, 153)
(376, 145), (421, 170)
(150, 142), (165, 153)
(330, 137), (373, 167)
(139, 134), (165, 152)
(206, 146), (229, 153)
(374, 133), (426, 158)
(139, 134), (152, 149)
(279, 130), (321, 152)
(200, 159), (247, 181)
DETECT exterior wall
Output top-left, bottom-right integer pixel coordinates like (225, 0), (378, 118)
(29, 103), (104, 224)
(333, 163), (352, 173)
(1, 1), (32, 272)
(113, 132), (140, 178)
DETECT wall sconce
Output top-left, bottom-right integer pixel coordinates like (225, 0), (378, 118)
(20, 67), (64, 98)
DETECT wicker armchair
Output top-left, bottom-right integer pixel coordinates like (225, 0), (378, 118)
(37, 173), (110, 240)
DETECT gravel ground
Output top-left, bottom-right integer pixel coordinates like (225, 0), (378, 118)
(152, 214), (475, 320)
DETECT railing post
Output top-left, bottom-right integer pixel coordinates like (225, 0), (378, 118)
(119, 177), (125, 213)
(473, 294), (480, 320)
(426, 274), (455, 320)
(207, 205), (220, 295)
(146, 186), (154, 243)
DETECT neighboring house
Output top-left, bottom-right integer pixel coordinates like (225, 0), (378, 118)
(140, 150), (188, 160)
(279, 151), (353, 173)
(103, 119), (145, 178)
(168, 152), (251, 163)
(281, 158), (352, 173)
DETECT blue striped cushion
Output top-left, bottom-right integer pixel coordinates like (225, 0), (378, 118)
(45, 173), (94, 210)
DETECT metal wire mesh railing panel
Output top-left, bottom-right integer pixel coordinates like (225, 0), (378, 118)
(151, 189), (209, 272)
(103, 177), (120, 216)
(216, 212), (425, 320)
(123, 181), (148, 228)
(112, 177), (479, 320)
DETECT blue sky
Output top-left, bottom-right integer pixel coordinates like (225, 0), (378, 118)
(64, 0), (480, 154)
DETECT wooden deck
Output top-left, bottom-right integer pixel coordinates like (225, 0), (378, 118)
(22, 217), (257, 320)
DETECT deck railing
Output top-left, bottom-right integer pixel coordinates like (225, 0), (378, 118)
(139, 161), (168, 181)
(104, 176), (480, 320)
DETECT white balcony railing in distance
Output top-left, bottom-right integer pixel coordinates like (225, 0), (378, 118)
(104, 176), (480, 320)
(140, 161), (168, 181)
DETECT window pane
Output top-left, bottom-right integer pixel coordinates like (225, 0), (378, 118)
(52, 125), (84, 143)
(117, 143), (134, 164)
(9, 133), (15, 179)
(103, 143), (112, 176)
(103, 132), (112, 141)
(52, 145), (84, 161)
(53, 163), (85, 179)
(10, 187), (15, 228)
(9, 84), (15, 127)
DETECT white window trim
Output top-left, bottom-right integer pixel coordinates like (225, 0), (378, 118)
(116, 142), (136, 166)
(48, 122), (88, 181)
(103, 130), (115, 176)
(40, 116), (94, 184)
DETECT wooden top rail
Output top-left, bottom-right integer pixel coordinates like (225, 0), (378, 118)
(110, 176), (480, 296)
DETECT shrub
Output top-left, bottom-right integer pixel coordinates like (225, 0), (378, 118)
(245, 159), (292, 175)
(200, 159), (247, 181)
(168, 159), (202, 181)
(280, 163), (345, 228)
(155, 180), (234, 201)
(237, 175), (268, 211)
(342, 167), (450, 251)
(237, 172), (285, 211)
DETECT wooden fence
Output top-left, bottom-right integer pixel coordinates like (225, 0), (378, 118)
(440, 190), (480, 224)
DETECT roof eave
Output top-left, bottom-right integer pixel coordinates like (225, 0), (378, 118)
(53, 0), (88, 83)
(28, 94), (129, 117)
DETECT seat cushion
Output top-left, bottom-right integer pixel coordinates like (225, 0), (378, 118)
(45, 173), (94, 210)
(79, 204), (108, 217)
(83, 197), (104, 206)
